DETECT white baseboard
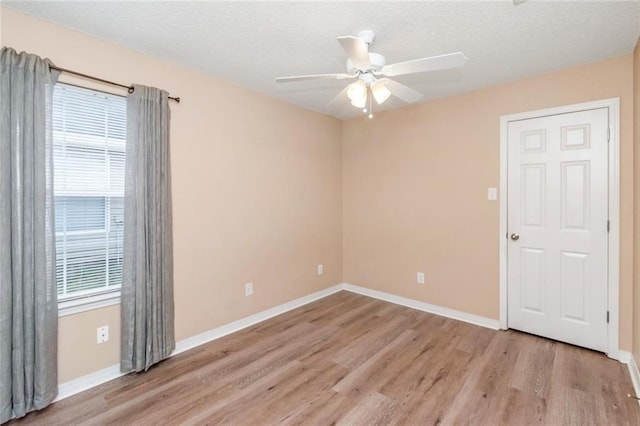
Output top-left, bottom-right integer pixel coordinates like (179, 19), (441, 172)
(55, 364), (124, 402)
(623, 351), (640, 407)
(618, 350), (632, 364)
(54, 284), (344, 401)
(341, 283), (500, 330)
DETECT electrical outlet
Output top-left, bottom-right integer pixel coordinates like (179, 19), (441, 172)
(245, 282), (253, 296)
(97, 325), (109, 344)
(417, 272), (425, 285)
(317, 264), (324, 275)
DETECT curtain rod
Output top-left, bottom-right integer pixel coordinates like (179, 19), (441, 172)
(49, 65), (180, 103)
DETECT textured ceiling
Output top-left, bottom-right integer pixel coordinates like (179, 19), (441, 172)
(4, 1), (640, 119)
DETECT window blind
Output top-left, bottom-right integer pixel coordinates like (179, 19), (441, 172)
(53, 83), (126, 300)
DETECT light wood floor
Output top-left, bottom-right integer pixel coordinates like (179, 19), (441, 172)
(10, 291), (640, 425)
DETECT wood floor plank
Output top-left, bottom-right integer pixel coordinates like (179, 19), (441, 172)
(298, 312), (390, 366)
(8, 291), (640, 425)
(332, 314), (411, 369)
(492, 387), (547, 425)
(182, 359), (306, 425)
(385, 347), (475, 425)
(332, 329), (417, 398)
(337, 391), (398, 426)
(546, 384), (601, 426)
(221, 360), (348, 425)
(509, 333), (556, 399)
(424, 330), (531, 425)
(280, 390), (352, 426)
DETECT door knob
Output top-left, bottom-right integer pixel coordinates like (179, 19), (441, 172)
(510, 233), (520, 241)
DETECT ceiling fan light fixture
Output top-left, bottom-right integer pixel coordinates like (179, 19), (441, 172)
(350, 96), (367, 109)
(371, 81), (391, 104)
(347, 80), (367, 107)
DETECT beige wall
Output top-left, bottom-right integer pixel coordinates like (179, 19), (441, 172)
(633, 38), (640, 366)
(1, 8), (343, 383)
(343, 54), (635, 350)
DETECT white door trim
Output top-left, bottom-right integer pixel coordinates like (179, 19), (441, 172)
(499, 98), (620, 359)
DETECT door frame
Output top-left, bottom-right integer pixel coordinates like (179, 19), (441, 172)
(499, 98), (620, 359)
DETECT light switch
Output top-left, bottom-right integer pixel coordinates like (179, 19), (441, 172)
(487, 187), (497, 201)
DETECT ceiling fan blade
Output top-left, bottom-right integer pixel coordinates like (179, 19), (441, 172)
(337, 36), (371, 70)
(276, 73), (355, 83)
(327, 85), (351, 109)
(380, 52), (468, 77)
(384, 79), (424, 104)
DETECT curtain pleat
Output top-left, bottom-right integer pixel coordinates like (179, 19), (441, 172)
(0, 47), (60, 423)
(120, 84), (174, 373)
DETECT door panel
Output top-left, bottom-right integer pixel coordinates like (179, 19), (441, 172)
(562, 161), (590, 229)
(560, 251), (588, 322)
(522, 164), (545, 227)
(520, 247), (545, 314)
(507, 108), (608, 352)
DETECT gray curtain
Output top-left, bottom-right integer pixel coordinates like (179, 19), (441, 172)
(121, 84), (175, 373)
(0, 47), (60, 422)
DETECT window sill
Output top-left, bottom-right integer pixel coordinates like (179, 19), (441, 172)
(58, 291), (121, 317)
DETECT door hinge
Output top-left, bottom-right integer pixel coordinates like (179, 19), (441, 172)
(607, 220), (610, 233)
(607, 311), (610, 324)
(607, 128), (610, 142)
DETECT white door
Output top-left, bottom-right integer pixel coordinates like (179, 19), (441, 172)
(507, 108), (609, 352)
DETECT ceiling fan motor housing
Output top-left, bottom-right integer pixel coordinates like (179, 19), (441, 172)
(346, 52), (386, 74)
(357, 30), (375, 45)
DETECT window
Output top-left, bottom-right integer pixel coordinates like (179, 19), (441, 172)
(53, 83), (126, 313)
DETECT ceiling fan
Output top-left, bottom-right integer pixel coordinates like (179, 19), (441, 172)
(275, 30), (468, 118)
